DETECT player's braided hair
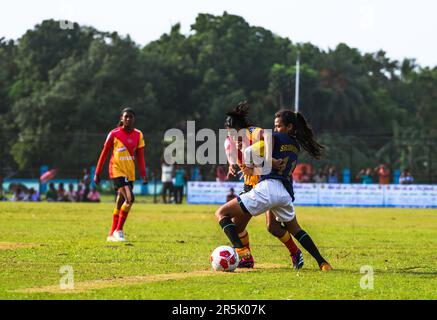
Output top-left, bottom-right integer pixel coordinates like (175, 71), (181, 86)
(224, 100), (253, 129)
(275, 109), (324, 160)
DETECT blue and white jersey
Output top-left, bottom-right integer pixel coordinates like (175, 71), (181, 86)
(260, 132), (300, 200)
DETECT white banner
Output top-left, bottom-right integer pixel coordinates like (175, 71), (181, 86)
(384, 184), (437, 207)
(187, 181), (244, 204)
(293, 183), (319, 205)
(187, 181), (437, 207)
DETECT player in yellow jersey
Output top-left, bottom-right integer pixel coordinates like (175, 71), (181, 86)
(94, 107), (148, 242)
(223, 101), (304, 269)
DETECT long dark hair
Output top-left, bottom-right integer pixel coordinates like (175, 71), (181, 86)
(224, 100), (253, 130)
(275, 109), (324, 159)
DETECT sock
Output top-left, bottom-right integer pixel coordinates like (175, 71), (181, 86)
(294, 230), (326, 266)
(238, 230), (250, 249)
(116, 204), (131, 231)
(219, 217), (244, 248)
(109, 208), (119, 235)
(279, 231), (299, 255)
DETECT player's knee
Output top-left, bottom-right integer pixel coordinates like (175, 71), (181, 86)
(266, 221), (283, 237)
(266, 222), (278, 236)
(124, 193), (134, 206)
(215, 207), (225, 221)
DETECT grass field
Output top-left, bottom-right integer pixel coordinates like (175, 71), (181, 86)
(0, 200), (436, 300)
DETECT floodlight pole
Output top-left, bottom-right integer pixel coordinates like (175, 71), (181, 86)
(295, 51), (300, 113)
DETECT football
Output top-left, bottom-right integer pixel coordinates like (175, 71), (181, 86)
(210, 246), (239, 272)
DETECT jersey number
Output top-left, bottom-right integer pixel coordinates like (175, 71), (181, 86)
(277, 157), (297, 177)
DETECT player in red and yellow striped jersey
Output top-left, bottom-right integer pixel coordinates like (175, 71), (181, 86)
(223, 101), (303, 269)
(94, 107), (148, 242)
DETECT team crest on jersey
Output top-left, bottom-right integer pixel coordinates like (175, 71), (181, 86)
(117, 147), (127, 152)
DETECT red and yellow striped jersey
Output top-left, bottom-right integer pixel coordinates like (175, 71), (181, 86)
(226, 126), (264, 187)
(95, 127), (146, 182)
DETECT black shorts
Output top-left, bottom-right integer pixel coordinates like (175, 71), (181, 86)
(113, 177), (134, 191)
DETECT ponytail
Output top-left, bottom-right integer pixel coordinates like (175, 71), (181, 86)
(224, 100), (253, 129)
(275, 109), (324, 159)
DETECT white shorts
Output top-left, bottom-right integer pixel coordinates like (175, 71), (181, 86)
(238, 179), (295, 223)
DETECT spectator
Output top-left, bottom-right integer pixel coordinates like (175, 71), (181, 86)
(87, 187), (101, 202)
(174, 165), (186, 204)
(226, 188), (237, 202)
(161, 160), (174, 204)
(216, 165), (227, 182)
(76, 184), (85, 202)
(11, 186), (26, 202)
(375, 164), (391, 185)
(327, 166), (339, 183)
(77, 168), (91, 202)
(82, 168), (91, 186)
(191, 166), (202, 181)
(293, 163), (313, 182)
(357, 168), (374, 184)
(65, 183), (77, 202)
(45, 183), (58, 201)
(300, 166), (313, 183)
(57, 183), (68, 202)
(399, 169), (414, 184)
(26, 188), (40, 202)
(313, 168), (327, 183)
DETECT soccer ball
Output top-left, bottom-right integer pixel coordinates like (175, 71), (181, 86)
(210, 246), (239, 272)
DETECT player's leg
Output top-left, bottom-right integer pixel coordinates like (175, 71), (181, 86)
(232, 213), (254, 268)
(107, 192), (125, 240)
(216, 181), (271, 260)
(283, 217), (332, 271)
(162, 183), (167, 203)
(215, 198), (253, 260)
(113, 183), (135, 241)
(234, 184), (254, 252)
(265, 210), (304, 269)
(108, 178), (125, 241)
(176, 186), (183, 204)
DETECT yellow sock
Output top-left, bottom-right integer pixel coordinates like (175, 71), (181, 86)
(120, 203), (131, 213)
(238, 230), (250, 248)
(278, 231), (299, 254)
(279, 232), (291, 243)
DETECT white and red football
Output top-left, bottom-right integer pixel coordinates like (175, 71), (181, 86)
(210, 246), (239, 272)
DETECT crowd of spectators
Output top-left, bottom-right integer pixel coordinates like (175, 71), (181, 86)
(45, 182), (100, 202)
(293, 163), (414, 185)
(6, 181), (101, 203)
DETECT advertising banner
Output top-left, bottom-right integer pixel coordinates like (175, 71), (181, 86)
(187, 181), (437, 208)
(187, 181), (244, 204)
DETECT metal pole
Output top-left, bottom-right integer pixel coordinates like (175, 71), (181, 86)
(295, 51), (300, 113)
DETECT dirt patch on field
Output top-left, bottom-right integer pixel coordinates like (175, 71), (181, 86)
(0, 242), (35, 250)
(15, 263), (284, 294)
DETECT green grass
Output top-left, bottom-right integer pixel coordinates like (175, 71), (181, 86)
(0, 201), (436, 300)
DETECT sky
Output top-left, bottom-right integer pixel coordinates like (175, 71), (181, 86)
(1, 0), (436, 67)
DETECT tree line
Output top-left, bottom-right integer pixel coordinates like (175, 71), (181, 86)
(0, 13), (436, 182)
